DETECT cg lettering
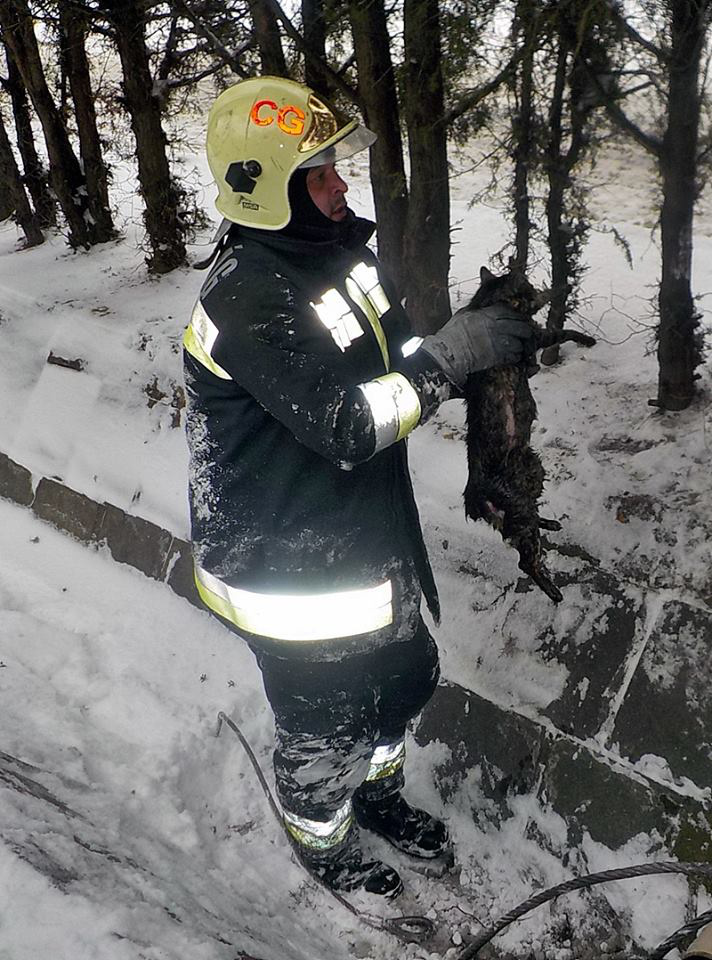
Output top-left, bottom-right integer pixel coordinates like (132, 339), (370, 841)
(250, 100), (305, 136)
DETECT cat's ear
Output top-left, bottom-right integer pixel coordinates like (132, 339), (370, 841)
(480, 266), (495, 283)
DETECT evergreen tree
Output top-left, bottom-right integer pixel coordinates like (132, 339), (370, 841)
(0, 108), (43, 245)
(57, 0), (115, 242)
(586, 0), (712, 410)
(2, 42), (56, 228)
(96, 0), (187, 273)
(0, 0), (101, 248)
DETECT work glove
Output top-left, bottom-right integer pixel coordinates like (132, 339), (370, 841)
(419, 304), (535, 389)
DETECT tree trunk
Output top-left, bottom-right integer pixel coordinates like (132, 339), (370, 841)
(656, 0), (704, 410)
(0, 111), (44, 245)
(3, 42), (56, 227)
(348, 0), (408, 295)
(302, 0), (327, 90)
(403, 0), (450, 334)
(542, 6), (593, 366)
(58, 2), (115, 242)
(105, 0), (186, 273)
(0, 0), (95, 247)
(250, 0), (286, 76)
(510, 0), (536, 273)
(0, 181), (13, 221)
(544, 36), (570, 351)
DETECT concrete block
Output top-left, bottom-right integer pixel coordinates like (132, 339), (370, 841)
(32, 478), (105, 543)
(0, 452), (34, 506)
(416, 681), (544, 807)
(611, 600), (712, 789)
(164, 538), (202, 608)
(98, 503), (173, 581)
(540, 736), (684, 848)
(541, 568), (644, 739)
(419, 680), (706, 853)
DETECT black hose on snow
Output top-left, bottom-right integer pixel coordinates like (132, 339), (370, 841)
(456, 861), (712, 959)
(216, 711), (712, 957)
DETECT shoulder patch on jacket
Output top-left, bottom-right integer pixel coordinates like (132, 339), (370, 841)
(202, 255), (239, 299)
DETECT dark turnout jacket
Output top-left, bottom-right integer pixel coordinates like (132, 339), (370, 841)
(183, 216), (450, 647)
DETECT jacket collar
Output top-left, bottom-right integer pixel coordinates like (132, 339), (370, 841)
(238, 213), (376, 254)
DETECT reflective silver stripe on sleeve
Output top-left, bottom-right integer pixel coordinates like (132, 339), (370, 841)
(283, 799), (354, 850)
(194, 565), (393, 641)
(357, 372), (422, 453)
(358, 378), (399, 450)
(401, 336), (424, 358)
(365, 739), (406, 782)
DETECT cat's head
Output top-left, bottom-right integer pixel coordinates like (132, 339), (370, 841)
(470, 266), (549, 315)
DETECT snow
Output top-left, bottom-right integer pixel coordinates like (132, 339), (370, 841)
(0, 124), (711, 958)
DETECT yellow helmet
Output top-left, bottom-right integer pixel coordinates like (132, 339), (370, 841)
(206, 76), (376, 230)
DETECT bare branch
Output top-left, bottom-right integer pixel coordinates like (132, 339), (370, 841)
(172, 0), (252, 78)
(573, 44), (663, 157)
(616, 79), (657, 99)
(260, 0), (360, 107)
(599, 84), (662, 156)
(161, 60), (225, 91)
(698, 141), (712, 165)
(604, 0), (669, 61)
(336, 51), (356, 77)
(156, 12), (179, 84)
(442, 55), (521, 128)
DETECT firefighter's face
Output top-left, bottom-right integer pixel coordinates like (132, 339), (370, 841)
(306, 163), (349, 221)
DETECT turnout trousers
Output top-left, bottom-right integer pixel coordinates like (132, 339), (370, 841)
(249, 617), (440, 827)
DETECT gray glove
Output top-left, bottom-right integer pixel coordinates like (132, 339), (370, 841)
(419, 303), (535, 389)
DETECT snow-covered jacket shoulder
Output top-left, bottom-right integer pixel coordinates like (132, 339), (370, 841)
(188, 225), (407, 465)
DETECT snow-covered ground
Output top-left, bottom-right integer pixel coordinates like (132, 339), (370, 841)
(1, 126), (711, 959)
(0, 499), (698, 960)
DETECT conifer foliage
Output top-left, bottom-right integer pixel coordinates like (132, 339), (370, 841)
(0, 0), (708, 405)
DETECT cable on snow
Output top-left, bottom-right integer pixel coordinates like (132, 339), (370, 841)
(216, 710), (712, 957)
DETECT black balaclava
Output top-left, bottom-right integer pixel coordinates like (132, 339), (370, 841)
(282, 167), (355, 244)
(195, 168), (353, 270)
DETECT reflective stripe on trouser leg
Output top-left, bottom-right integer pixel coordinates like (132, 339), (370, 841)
(283, 799), (354, 851)
(364, 739), (405, 783)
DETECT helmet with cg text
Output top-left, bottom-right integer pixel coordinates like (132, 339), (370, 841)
(206, 76), (376, 230)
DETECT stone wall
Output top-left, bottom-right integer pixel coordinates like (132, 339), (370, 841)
(0, 451), (200, 607)
(3, 449), (712, 867)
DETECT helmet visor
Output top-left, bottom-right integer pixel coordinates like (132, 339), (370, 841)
(298, 123), (376, 169)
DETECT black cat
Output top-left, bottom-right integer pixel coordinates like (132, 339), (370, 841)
(464, 267), (596, 603)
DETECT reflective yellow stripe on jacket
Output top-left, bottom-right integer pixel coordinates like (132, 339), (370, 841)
(195, 565), (393, 641)
(184, 301), (232, 380)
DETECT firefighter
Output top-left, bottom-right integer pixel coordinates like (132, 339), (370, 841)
(184, 76), (534, 899)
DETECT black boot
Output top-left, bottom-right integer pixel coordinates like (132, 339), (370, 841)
(290, 826), (403, 898)
(354, 780), (450, 860)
